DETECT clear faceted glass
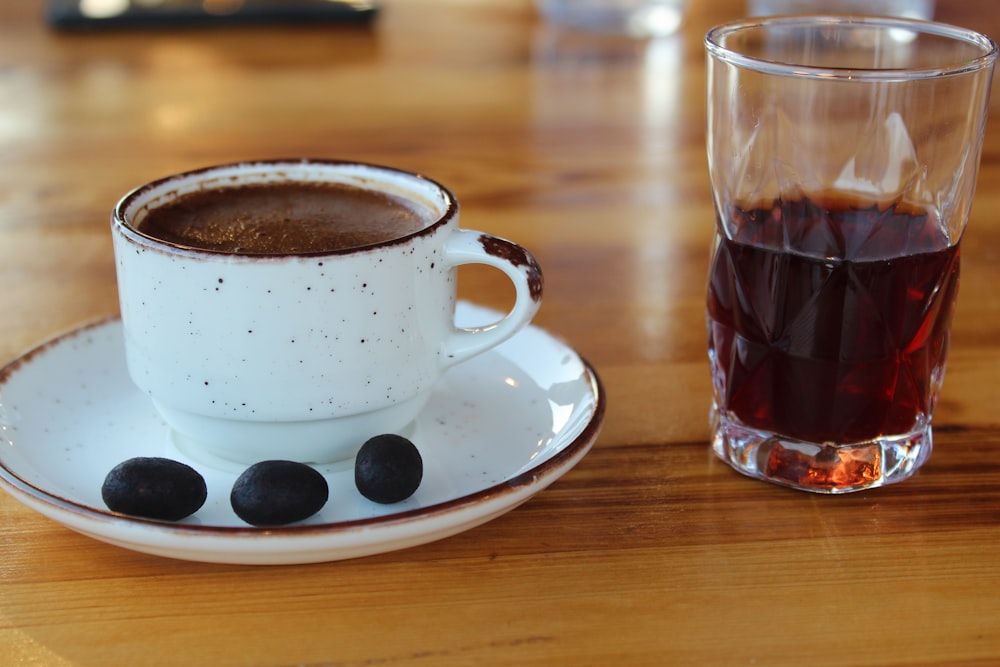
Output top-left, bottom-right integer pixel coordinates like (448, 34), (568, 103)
(705, 16), (997, 492)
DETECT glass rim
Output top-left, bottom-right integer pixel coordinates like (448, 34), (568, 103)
(705, 14), (999, 81)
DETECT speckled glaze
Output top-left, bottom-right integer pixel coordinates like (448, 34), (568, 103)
(111, 160), (543, 465)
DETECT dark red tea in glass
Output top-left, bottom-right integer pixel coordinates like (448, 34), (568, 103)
(705, 16), (996, 492)
(707, 196), (960, 490)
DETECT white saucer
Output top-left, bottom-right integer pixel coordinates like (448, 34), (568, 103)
(0, 302), (604, 565)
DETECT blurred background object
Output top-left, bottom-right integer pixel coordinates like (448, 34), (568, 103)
(46, 0), (379, 30)
(747, 0), (934, 19)
(535, 0), (688, 38)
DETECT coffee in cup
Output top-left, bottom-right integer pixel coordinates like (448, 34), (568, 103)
(134, 181), (432, 254)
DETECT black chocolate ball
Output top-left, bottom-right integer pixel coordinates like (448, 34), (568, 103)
(101, 457), (207, 521)
(230, 460), (329, 526)
(354, 434), (423, 504)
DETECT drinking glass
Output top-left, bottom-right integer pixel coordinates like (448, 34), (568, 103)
(705, 16), (997, 492)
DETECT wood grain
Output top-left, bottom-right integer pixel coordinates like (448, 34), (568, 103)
(3, 1), (1000, 665)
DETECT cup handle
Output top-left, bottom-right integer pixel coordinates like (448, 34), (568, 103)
(440, 229), (544, 367)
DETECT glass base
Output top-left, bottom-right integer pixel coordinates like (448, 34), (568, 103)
(711, 408), (933, 494)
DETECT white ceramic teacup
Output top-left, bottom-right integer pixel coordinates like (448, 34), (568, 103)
(111, 159), (543, 465)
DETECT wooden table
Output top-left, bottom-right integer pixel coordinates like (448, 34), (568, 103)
(3, 1), (1000, 664)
